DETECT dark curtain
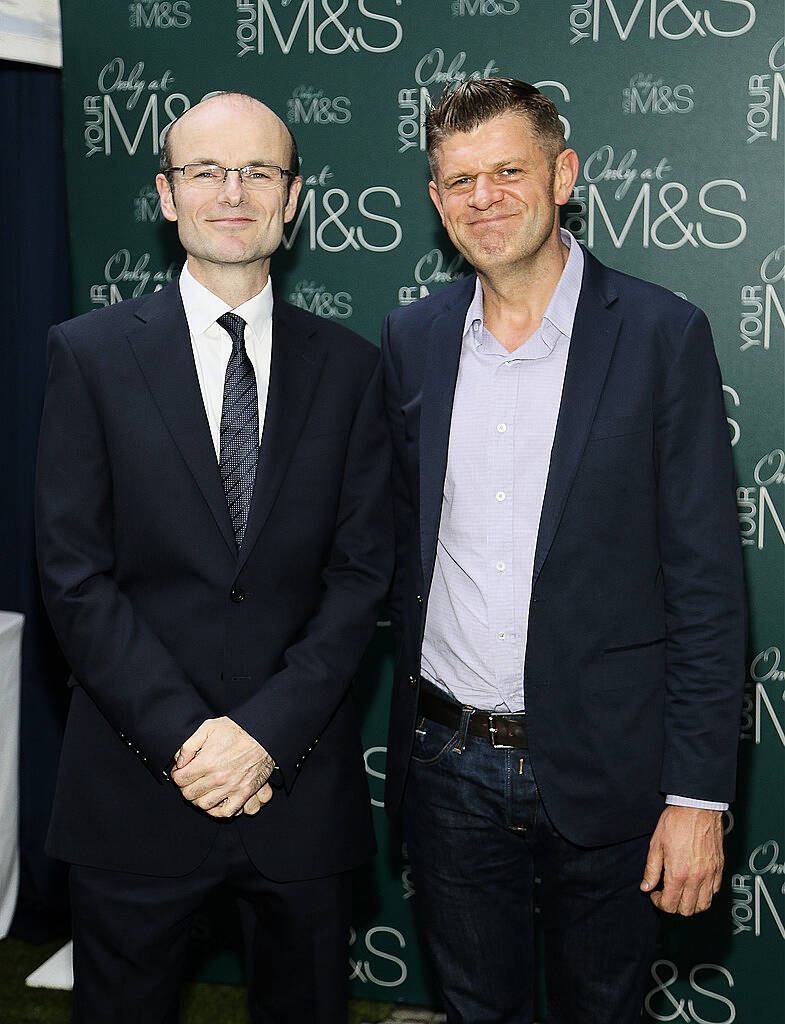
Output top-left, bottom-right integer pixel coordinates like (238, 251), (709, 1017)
(0, 59), (72, 939)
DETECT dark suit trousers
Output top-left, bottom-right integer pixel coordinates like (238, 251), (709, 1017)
(402, 684), (661, 1024)
(69, 820), (351, 1024)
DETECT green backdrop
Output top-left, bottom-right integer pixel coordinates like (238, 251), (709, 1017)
(59, 1), (783, 1017)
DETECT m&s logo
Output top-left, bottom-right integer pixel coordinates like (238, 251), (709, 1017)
(236, 0), (403, 57)
(570, 0), (756, 45)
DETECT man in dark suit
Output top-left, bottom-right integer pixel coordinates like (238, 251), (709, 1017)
(36, 91), (391, 1024)
(382, 79), (744, 1024)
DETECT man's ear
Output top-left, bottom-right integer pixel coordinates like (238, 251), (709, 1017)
(428, 180), (446, 227)
(283, 176), (303, 224)
(553, 149), (580, 208)
(155, 173), (178, 223)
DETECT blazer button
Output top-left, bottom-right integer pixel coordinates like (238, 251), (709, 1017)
(230, 587), (245, 604)
(408, 675), (418, 689)
(416, 594), (423, 607)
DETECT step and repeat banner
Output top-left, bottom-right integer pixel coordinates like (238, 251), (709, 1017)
(59, 1), (783, 1017)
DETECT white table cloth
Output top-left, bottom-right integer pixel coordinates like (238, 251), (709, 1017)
(0, 610), (24, 938)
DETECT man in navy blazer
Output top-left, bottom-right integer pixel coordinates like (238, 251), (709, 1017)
(36, 92), (391, 1023)
(382, 79), (744, 1023)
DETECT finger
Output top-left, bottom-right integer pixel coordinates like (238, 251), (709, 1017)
(257, 783), (273, 805)
(207, 791), (248, 819)
(176, 721), (212, 770)
(194, 789), (231, 812)
(652, 864), (687, 914)
(692, 879), (716, 915)
(174, 741), (233, 787)
(172, 758), (217, 788)
(676, 878), (702, 917)
(176, 767), (229, 798)
(640, 842), (664, 894)
(242, 794), (262, 816)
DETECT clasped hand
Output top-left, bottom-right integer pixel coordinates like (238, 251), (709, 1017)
(171, 716), (274, 818)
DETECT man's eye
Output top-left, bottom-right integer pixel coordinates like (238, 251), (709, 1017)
(246, 167), (277, 180)
(194, 167), (221, 179)
(500, 168), (523, 178)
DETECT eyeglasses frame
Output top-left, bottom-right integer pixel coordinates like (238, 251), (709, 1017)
(165, 163), (297, 189)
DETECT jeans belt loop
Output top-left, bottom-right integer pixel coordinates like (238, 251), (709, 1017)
(456, 705), (473, 752)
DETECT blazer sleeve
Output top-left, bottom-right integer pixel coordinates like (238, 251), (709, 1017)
(228, 354), (394, 787)
(380, 312), (416, 634)
(35, 324), (214, 780)
(655, 306), (746, 802)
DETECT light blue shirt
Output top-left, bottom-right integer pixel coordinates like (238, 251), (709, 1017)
(419, 230), (726, 812)
(421, 230), (583, 713)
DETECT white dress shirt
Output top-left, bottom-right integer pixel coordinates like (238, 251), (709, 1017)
(178, 261), (273, 457)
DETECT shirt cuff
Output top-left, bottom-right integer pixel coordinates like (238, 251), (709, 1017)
(666, 794), (728, 811)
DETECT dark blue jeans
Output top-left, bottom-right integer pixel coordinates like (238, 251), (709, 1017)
(402, 695), (661, 1024)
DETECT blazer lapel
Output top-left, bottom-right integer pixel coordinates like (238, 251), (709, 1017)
(236, 300), (324, 571)
(419, 276), (475, 593)
(532, 251), (621, 583)
(126, 283), (237, 555)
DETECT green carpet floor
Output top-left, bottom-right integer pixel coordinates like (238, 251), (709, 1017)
(0, 938), (395, 1023)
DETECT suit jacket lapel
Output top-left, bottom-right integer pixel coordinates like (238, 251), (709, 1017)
(419, 276), (474, 593)
(126, 283), (237, 555)
(237, 300), (324, 571)
(532, 250), (621, 583)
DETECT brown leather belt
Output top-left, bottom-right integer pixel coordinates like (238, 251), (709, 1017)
(418, 681), (528, 749)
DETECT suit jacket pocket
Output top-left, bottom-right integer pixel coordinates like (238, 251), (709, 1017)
(592, 637), (666, 692)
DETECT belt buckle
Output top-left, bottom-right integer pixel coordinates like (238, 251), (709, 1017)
(488, 714), (514, 749)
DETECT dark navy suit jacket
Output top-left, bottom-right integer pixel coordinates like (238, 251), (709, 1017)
(36, 281), (392, 880)
(382, 247), (745, 847)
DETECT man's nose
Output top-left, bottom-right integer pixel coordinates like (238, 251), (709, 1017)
(468, 172), (503, 209)
(218, 169), (246, 203)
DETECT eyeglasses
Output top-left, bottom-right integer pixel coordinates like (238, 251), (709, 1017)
(166, 163), (296, 190)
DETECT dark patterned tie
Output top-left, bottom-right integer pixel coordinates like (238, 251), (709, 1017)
(217, 312), (258, 549)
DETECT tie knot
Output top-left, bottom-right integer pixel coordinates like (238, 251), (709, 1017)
(217, 311), (247, 351)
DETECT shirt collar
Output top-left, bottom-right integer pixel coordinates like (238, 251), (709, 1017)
(543, 229), (583, 338)
(178, 261), (274, 340)
(463, 229), (584, 349)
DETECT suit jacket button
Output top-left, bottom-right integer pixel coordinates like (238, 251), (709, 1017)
(230, 587), (245, 604)
(416, 594), (423, 607)
(408, 675), (418, 689)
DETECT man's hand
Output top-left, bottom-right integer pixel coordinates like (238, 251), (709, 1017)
(171, 717), (275, 818)
(640, 805), (724, 915)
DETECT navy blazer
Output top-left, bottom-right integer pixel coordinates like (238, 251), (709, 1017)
(382, 247), (745, 847)
(36, 281), (393, 880)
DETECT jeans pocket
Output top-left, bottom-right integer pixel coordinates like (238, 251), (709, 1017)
(411, 718), (461, 766)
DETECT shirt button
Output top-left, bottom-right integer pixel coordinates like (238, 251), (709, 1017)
(497, 631), (506, 640)
(496, 491), (506, 502)
(496, 423), (507, 433)
(496, 561), (506, 572)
